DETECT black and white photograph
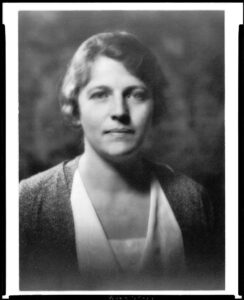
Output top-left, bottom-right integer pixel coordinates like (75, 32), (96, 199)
(3, 2), (242, 296)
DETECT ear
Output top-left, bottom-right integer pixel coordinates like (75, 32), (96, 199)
(71, 99), (82, 127)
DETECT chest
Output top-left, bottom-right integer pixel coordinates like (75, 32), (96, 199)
(89, 189), (151, 239)
(70, 171), (186, 281)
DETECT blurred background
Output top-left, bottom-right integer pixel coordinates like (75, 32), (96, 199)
(19, 10), (225, 286)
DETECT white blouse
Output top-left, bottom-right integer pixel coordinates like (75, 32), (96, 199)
(70, 167), (185, 281)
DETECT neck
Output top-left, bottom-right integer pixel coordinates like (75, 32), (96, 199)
(79, 144), (151, 194)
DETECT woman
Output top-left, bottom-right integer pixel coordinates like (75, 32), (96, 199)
(19, 31), (215, 290)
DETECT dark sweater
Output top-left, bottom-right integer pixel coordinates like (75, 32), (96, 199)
(19, 156), (217, 290)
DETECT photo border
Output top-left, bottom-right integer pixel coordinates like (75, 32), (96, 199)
(3, 2), (243, 298)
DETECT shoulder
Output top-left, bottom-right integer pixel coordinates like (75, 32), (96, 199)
(20, 163), (63, 196)
(19, 163), (64, 212)
(19, 156), (79, 220)
(19, 156), (79, 198)
(149, 160), (202, 194)
(149, 160), (214, 231)
(19, 162), (63, 229)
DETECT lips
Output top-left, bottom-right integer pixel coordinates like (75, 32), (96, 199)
(104, 128), (135, 134)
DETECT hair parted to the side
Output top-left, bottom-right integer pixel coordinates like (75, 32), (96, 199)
(60, 31), (168, 127)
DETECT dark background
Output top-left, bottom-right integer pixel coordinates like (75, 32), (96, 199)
(18, 10), (225, 286)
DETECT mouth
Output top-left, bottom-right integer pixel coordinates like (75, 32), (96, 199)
(104, 128), (135, 134)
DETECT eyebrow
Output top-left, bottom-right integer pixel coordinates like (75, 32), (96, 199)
(87, 85), (111, 92)
(87, 84), (148, 94)
(124, 86), (149, 93)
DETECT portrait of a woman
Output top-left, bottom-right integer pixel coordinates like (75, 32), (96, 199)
(19, 31), (217, 291)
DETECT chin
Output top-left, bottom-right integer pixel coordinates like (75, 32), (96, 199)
(103, 145), (141, 162)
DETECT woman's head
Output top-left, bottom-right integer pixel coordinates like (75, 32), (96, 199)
(60, 31), (168, 127)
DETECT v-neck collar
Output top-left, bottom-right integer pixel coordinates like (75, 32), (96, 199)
(70, 161), (185, 278)
(74, 166), (156, 274)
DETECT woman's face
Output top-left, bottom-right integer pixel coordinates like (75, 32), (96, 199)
(78, 55), (154, 161)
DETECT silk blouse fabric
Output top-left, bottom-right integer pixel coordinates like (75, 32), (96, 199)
(19, 156), (217, 290)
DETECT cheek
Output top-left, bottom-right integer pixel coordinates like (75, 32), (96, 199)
(78, 103), (93, 132)
(79, 103), (106, 134)
(80, 112), (98, 134)
(134, 102), (154, 128)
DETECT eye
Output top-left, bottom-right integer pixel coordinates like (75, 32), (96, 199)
(126, 89), (149, 101)
(90, 90), (110, 100)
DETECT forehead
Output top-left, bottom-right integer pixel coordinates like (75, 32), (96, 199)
(85, 55), (146, 89)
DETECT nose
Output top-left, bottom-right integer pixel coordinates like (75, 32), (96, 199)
(110, 94), (130, 123)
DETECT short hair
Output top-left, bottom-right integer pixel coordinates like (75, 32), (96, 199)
(60, 31), (168, 126)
